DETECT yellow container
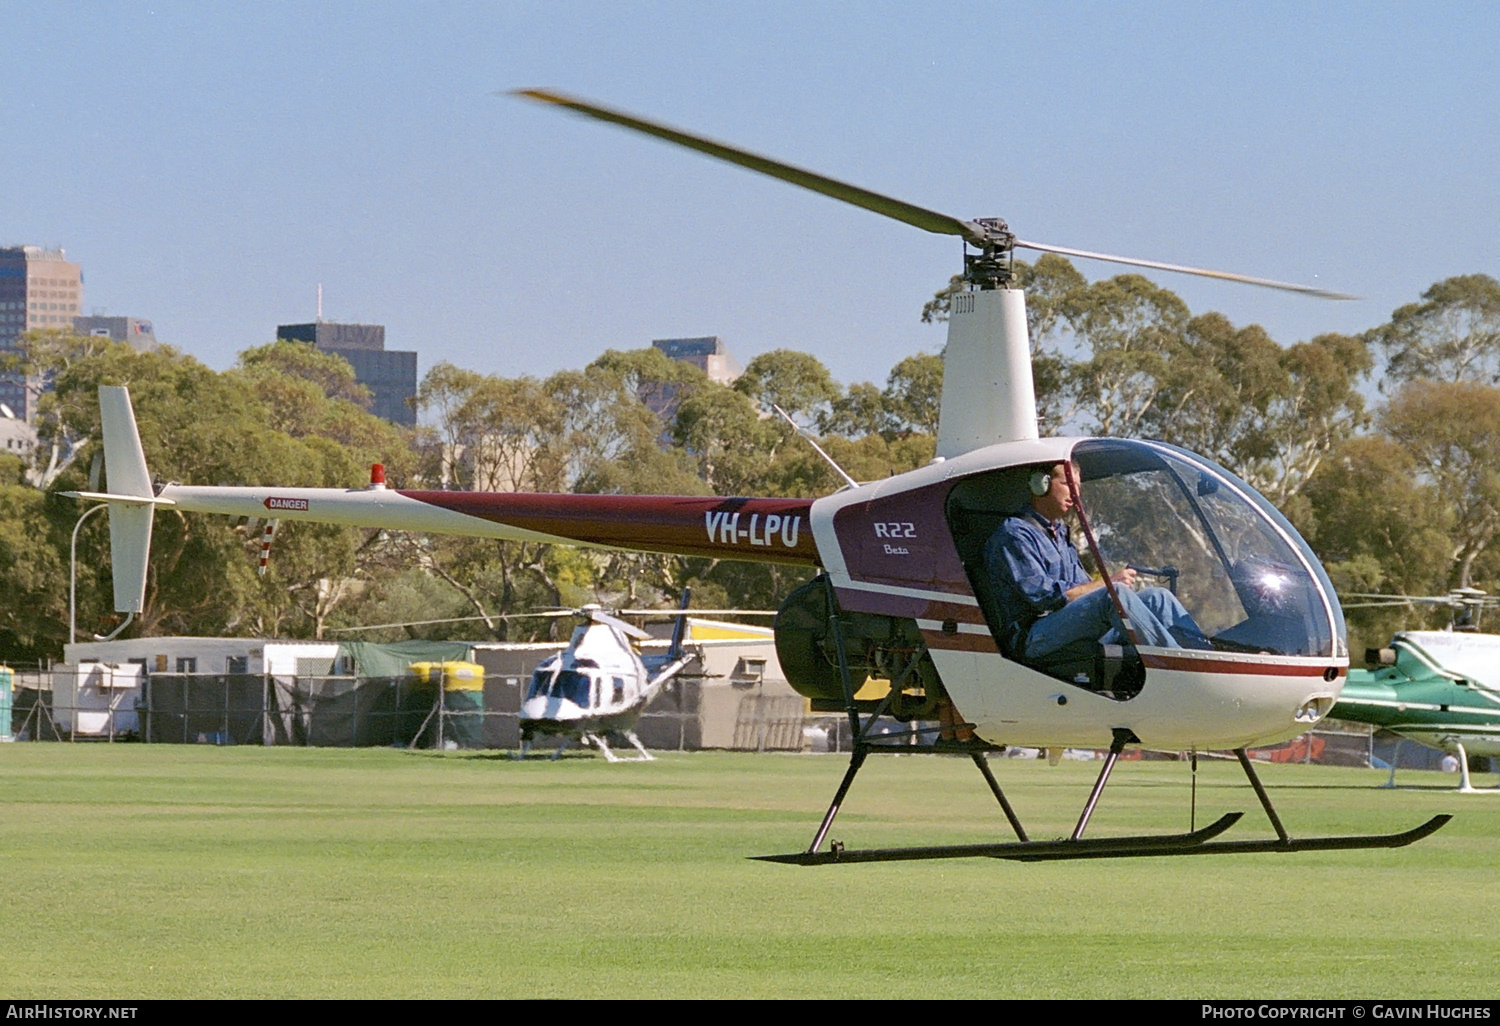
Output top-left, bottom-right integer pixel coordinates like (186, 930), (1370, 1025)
(407, 661), (485, 692)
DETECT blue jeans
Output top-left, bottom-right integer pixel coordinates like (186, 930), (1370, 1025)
(1024, 586), (1206, 661)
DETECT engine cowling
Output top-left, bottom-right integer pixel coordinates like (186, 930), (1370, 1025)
(773, 574), (945, 719)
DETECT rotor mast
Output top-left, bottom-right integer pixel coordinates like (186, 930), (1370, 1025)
(936, 216), (1039, 454)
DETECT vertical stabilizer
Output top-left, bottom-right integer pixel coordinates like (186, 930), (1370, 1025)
(99, 387), (153, 498)
(97, 386), (156, 614)
(936, 289), (1038, 458)
(666, 587), (692, 662)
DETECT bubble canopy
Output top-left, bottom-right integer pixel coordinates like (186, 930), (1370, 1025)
(1072, 439), (1346, 660)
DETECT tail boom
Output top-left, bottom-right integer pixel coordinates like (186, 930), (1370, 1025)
(161, 485), (819, 565)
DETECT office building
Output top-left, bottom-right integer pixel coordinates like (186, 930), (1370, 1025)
(276, 321), (417, 426)
(640, 336), (744, 420)
(652, 336), (742, 384)
(73, 315), (159, 352)
(0, 246), (84, 422)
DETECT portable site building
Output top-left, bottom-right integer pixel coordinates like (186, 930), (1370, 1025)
(49, 639), (346, 740)
(42, 621), (807, 750)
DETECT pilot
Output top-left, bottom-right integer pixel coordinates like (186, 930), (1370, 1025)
(985, 461), (1209, 666)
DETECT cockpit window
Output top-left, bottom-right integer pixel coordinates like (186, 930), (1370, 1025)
(550, 669), (593, 707)
(527, 668), (551, 700)
(1074, 439), (1340, 658)
(527, 667), (594, 705)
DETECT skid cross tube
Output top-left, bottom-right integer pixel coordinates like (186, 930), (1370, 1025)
(1234, 747), (1290, 843)
(972, 751), (1028, 842)
(806, 749), (867, 855)
(1071, 728), (1138, 840)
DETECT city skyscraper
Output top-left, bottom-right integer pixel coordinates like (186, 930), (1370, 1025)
(0, 246), (83, 421)
(276, 321), (417, 426)
(639, 336), (744, 420)
(651, 336), (742, 385)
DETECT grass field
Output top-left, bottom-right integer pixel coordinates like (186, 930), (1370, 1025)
(0, 744), (1494, 999)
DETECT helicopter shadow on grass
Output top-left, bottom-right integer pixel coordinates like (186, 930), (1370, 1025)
(401, 748), (604, 764)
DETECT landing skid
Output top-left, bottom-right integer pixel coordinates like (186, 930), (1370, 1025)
(584, 730), (655, 763)
(756, 812), (1244, 865)
(1381, 740), (1499, 794)
(757, 810), (1451, 866)
(510, 736), (572, 760)
(514, 730), (654, 762)
(761, 739), (1452, 865)
(758, 579), (1451, 865)
(1455, 743), (1500, 794)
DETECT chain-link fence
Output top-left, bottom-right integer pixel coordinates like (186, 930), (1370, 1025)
(1244, 724), (1376, 767)
(8, 671), (504, 749)
(8, 666), (60, 742)
(138, 673), (501, 748)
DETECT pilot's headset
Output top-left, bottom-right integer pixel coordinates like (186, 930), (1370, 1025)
(1028, 467), (1054, 497)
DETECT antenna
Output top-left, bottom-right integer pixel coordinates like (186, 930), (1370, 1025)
(317, 283), (323, 322)
(771, 404), (858, 490)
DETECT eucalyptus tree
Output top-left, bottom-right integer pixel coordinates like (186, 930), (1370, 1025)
(1381, 380), (1500, 590)
(734, 349), (840, 427)
(1370, 274), (1500, 386)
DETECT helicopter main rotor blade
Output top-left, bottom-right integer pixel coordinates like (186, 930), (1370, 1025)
(512, 88), (987, 245)
(515, 88), (1355, 301)
(1014, 240), (1359, 300)
(1338, 594), (1456, 602)
(589, 608), (652, 640)
(615, 609), (778, 617)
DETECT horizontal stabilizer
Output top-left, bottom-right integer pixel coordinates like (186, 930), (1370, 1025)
(62, 490), (175, 507)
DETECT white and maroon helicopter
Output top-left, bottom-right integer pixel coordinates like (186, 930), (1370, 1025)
(74, 90), (1449, 864)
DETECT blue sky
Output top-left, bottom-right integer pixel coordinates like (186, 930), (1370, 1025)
(4, 2), (1496, 390)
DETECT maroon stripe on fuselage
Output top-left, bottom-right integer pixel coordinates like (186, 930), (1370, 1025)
(921, 629), (1001, 654)
(1139, 652), (1344, 677)
(399, 491), (820, 565)
(833, 587), (981, 621)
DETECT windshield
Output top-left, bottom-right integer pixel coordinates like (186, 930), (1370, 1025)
(527, 666), (595, 706)
(549, 669), (593, 707)
(527, 668), (551, 701)
(1074, 439), (1340, 658)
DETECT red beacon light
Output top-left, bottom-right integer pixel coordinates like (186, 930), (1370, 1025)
(369, 464), (386, 489)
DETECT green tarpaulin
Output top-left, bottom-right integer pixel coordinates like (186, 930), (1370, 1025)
(336, 640), (474, 679)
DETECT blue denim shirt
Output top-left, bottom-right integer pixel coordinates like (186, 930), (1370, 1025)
(983, 509), (1092, 654)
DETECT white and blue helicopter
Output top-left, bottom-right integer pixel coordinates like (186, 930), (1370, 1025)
(515, 598), (696, 762)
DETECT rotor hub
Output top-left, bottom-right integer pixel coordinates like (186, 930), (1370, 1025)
(962, 218), (1016, 289)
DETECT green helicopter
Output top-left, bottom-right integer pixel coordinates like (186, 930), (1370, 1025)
(1334, 589), (1500, 793)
